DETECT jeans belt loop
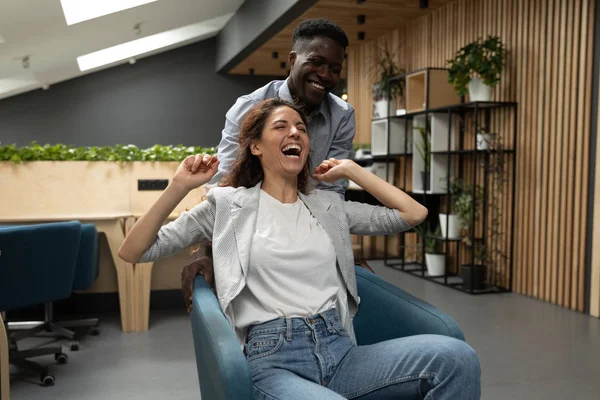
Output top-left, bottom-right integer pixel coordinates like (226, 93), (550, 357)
(321, 311), (336, 334)
(285, 317), (293, 342)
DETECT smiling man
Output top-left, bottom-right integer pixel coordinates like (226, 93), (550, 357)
(181, 18), (355, 307)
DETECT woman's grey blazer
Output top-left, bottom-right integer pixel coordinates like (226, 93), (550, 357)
(139, 182), (412, 345)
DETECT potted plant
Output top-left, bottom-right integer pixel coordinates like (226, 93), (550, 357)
(461, 242), (487, 290)
(414, 125), (430, 191)
(415, 224), (445, 277)
(440, 179), (483, 240)
(372, 43), (405, 118)
(476, 129), (492, 150)
(446, 36), (505, 101)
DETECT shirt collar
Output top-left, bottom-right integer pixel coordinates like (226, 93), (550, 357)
(278, 78), (329, 120)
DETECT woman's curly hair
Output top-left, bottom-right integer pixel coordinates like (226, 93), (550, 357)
(218, 98), (312, 194)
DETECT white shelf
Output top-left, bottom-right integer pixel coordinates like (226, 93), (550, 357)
(431, 113), (456, 151)
(371, 119), (412, 156)
(411, 114), (452, 193)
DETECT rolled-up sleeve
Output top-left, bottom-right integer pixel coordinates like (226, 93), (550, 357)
(343, 200), (412, 236)
(316, 107), (356, 197)
(138, 191), (216, 263)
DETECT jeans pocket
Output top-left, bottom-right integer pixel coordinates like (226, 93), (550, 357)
(245, 333), (284, 362)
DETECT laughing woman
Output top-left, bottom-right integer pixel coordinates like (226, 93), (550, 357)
(118, 98), (481, 400)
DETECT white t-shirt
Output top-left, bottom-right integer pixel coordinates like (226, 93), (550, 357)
(232, 189), (341, 330)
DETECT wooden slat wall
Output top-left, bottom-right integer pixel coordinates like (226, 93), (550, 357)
(347, 0), (596, 312)
(591, 76), (600, 318)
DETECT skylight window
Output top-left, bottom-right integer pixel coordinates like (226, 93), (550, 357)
(60, 0), (158, 25)
(77, 17), (230, 71)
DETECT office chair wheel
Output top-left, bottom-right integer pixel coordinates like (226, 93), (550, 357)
(90, 328), (100, 336)
(55, 352), (68, 364)
(41, 374), (55, 386)
(70, 341), (80, 351)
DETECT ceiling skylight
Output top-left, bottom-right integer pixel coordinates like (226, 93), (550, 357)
(60, 0), (158, 25)
(77, 15), (231, 71)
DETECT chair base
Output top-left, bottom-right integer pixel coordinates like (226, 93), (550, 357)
(8, 302), (100, 351)
(9, 344), (67, 387)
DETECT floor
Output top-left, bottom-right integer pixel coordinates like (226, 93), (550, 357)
(8, 260), (600, 400)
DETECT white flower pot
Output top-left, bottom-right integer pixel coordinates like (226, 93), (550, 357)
(468, 77), (492, 102)
(477, 132), (491, 150)
(439, 213), (461, 239)
(373, 100), (389, 118)
(425, 253), (446, 277)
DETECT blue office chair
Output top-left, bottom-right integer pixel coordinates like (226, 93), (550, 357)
(38, 223), (101, 351)
(0, 221), (82, 386)
(7, 224), (100, 351)
(189, 265), (465, 400)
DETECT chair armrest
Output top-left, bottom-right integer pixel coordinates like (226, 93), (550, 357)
(190, 276), (253, 400)
(353, 266), (465, 345)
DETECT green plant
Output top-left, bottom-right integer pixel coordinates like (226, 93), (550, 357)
(0, 142), (217, 164)
(352, 143), (371, 152)
(414, 125), (430, 172)
(414, 224), (442, 254)
(448, 179), (484, 242)
(446, 36), (505, 96)
(478, 128), (509, 280)
(372, 42), (405, 102)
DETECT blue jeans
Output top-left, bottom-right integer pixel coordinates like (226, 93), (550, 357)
(245, 308), (480, 399)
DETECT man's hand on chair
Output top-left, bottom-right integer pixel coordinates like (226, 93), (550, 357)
(181, 256), (214, 313)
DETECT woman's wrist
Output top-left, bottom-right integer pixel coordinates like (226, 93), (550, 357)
(344, 161), (365, 182)
(167, 179), (193, 197)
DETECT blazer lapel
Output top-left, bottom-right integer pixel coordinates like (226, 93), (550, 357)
(300, 192), (358, 304)
(231, 183), (261, 277)
(299, 192), (339, 253)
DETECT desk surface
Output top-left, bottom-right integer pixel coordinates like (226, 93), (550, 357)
(0, 213), (132, 222)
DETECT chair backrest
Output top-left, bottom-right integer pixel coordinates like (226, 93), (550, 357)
(0, 221), (81, 311)
(72, 223), (99, 291)
(190, 276), (253, 400)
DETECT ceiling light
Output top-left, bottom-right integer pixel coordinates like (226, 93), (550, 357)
(341, 93), (348, 101)
(0, 73), (39, 97)
(60, 0), (158, 25)
(77, 16), (231, 71)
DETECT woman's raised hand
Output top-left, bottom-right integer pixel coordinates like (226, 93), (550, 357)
(173, 154), (219, 190)
(313, 158), (358, 183)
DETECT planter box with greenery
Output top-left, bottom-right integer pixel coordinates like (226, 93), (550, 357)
(446, 35), (505, 101)
(0, 142), (216, 219)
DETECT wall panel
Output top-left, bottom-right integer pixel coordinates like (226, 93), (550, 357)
(347, 0), (596, 312)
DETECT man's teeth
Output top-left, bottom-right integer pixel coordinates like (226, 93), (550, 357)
(310, 82), (325, 90)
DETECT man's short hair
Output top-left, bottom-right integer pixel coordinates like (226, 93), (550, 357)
(292, 18), (349, 51)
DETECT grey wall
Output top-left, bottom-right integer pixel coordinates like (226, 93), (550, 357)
(0, 38), (280, 148)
